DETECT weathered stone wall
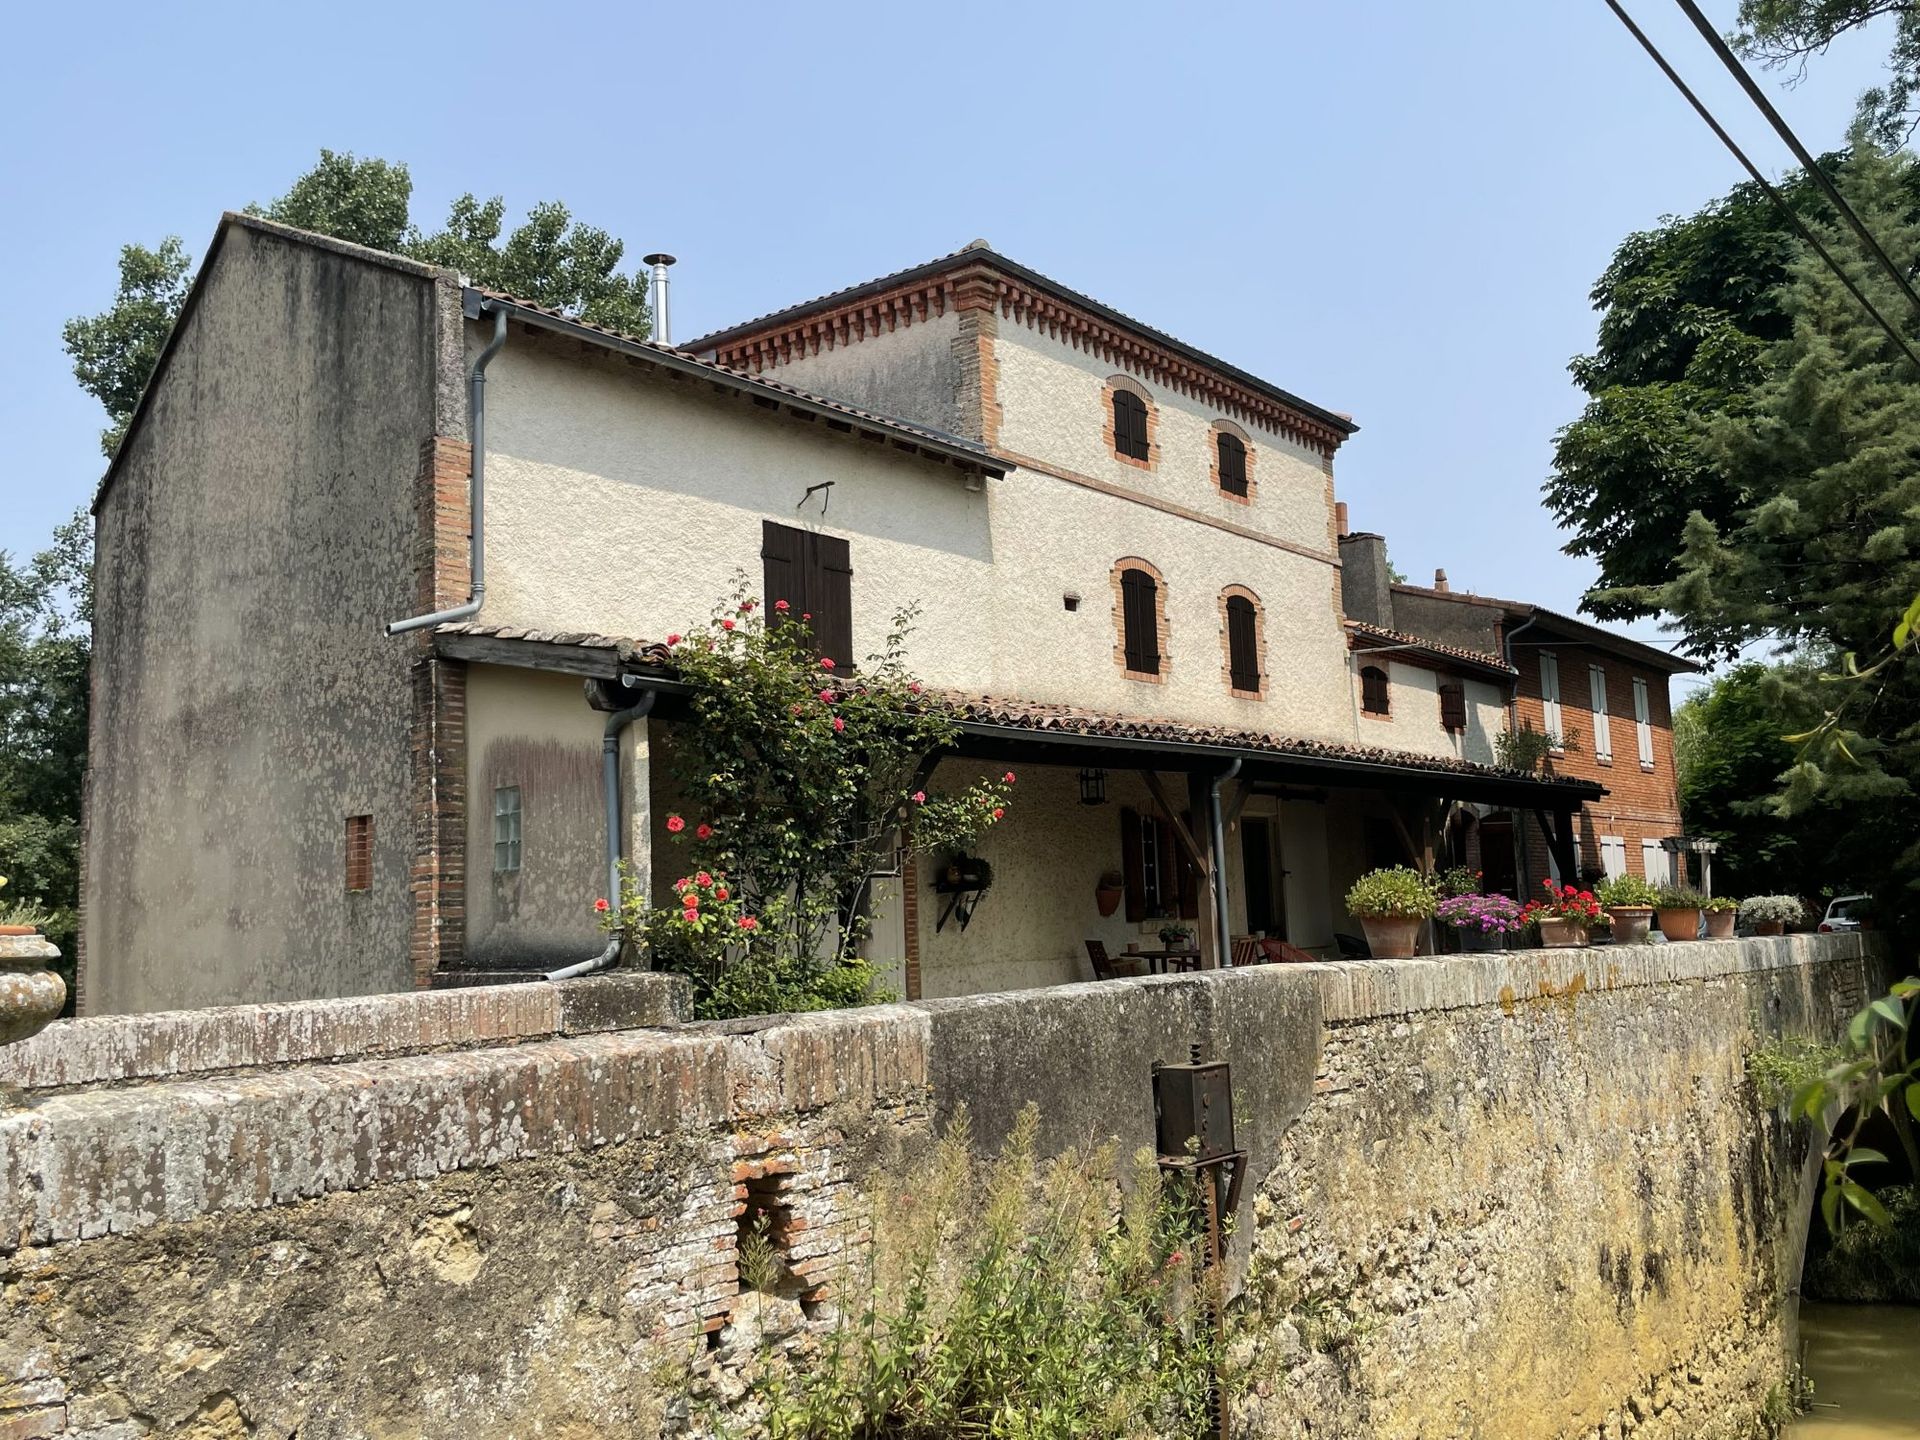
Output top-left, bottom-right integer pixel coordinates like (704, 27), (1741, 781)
(0, 935), (1869, 1438)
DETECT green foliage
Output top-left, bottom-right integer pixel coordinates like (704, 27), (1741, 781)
(59, 237), (192, 456)
(1748, 1033), (1844, 1108)
(66, 148), (651, 461)
(1493, 721), (1574, 774)
(1740, 894), (1808, 926)
(737, 1107), (1223, 1439)
(1654, 885), (1709, 909)
(1704, 895), (1741, 913)
(1737, 1), (1920, 146)
(609, 591), (1012, 1020)
(1789, 977), (1919, 1236)
(1803, 1184), (1920, 1302)
(1595, 874), (1658, 909)
(1344, 866), (1436, 920)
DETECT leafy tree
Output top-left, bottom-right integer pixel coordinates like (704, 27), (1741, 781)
(1673, 662), (1862, 899)
(59, 239), (192, 456)
(1737, 0), (1920, 146)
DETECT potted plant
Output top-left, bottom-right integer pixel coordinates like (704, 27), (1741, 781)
(0, 875), (42, 939)
(1157, 921), (1196, 951)
(1595, 874), (1658, 943)
(1703, 896), (1739, 939)
(1095, 869), (1125, 918)
(1344, 867), (1436, 960)
(1521, 880), (1602, 948)
(0, 877), (66, 1047)
(1435, 892), (1525, 951)
(1739, 895), (1804, 937)
(1654, 885), (1707, 942)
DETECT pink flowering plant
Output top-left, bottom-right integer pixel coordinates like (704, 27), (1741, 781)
(603, 587), (1012, 1018)
(1435, 892), (1526, 935)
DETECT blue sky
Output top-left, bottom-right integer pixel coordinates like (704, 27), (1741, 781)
(0, 1), (1892, 689)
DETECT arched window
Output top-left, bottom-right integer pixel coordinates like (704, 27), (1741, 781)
(1225, 594), (1260, 692)
(1360, 665), (1390, 716)
(1120, 567), (1161, 675)
(1217, 432), (1248, 497)
(1112, 389), (1149, 461)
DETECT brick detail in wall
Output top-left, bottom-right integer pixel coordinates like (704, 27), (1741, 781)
(950, 268), (1002, 446)
(1217, 585), (1267, 700)
(1209, 420), (1258, 506)
(415, 436), (473, 622)
(1110, 557), (1171, 684)
(409, 658), (467, 985)
(1101, 376), (1159, 472)
(901, 856), (922, 1001)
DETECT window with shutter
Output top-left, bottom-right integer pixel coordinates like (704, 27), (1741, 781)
(1641, 838), (1670, 884)
(1113, 390), (1149, 461)
(1217, 433), (1248, 496)
(1589, 663), (1613, 761)
(1600, 836), (1627, 879)
(1360, 665), (1390, 716)
(1226, 594), (1259, 691)
(762, 520), (854, 669)
(1539, 652), (1563, 744)
(1120, 568), (1160, 674)
(1439, 682), (1467, 732)
(1632, 676), (1655, 770)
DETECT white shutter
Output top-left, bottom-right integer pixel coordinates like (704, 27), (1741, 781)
(1540, 652), (1562, 742)
(1589, 664), (1612, 761)
(1641, 839), (1669, 884)
(1633, 677), (1654, 769)
(1601, 836), (1627, 879)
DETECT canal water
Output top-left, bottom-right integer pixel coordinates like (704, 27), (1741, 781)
(1792, 1303), (1920, 1437)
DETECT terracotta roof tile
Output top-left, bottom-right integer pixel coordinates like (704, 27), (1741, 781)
(1345, 620), (1514, 675)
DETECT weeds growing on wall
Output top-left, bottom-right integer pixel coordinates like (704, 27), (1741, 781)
(727, 1107), (1226, 1440)
(603, 588), (1013, 1019)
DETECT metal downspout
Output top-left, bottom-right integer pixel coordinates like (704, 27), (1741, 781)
(387, 302), (509, 636)
(1209, 759), (1242, 967)
(546, 678), (657, 983)
(1502, 611), (1541, 724)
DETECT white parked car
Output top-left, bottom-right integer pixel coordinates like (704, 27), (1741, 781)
(1817, 894), (1872, 933)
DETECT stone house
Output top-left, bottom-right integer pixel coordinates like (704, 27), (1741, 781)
(1337, 524), (1700, 899)
(80, 215), (1617, 1014)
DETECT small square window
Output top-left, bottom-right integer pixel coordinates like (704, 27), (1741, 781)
(345, 814), (373, 892)
(493, 786), (522, 873)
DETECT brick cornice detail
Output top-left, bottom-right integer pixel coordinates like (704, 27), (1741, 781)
(706, 268), (1348, 457)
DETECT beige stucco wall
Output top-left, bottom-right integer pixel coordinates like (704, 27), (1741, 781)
(1356, 664), (1507, 764)
(993, 324), (1337, 556)
(727, 311), (971, 439)
(481, 327), (1356, 739)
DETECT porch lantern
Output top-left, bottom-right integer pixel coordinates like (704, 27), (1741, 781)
(1078, 768), (1109, 806)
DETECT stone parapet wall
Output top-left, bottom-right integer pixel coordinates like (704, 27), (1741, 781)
(0, 934), (1873, 1438)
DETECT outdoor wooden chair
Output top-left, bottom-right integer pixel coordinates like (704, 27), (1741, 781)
(1259, 938), (1320, 964)
(1085, 939), (1117, 981)
(1231, 936), (1265, 967)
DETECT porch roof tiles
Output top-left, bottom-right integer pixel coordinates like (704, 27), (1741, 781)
(1345, 620), (1515, 678)
(434, 622), (1602, 804)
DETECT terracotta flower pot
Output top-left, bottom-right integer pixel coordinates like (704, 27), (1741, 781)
(0, 926), (37, 938)
(1095, 885), (1123, 919)
(1753, 920), (1785, 937)
(1358, 915), (1422, 960)
(1704, 910), (1736, 940)
(1607, 906), (1654, 944)
(1537, 916), (1590, 948)
(1656, 908), (1702, 942)
(0, 932), (65, 1049)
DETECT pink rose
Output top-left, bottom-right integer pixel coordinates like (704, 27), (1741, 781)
(833, 716), (846, 732)
(819, 689), (835, 704)
(1003, 771), (1017, 784)
(774, 600), (790, 611)
(696, 823), (713, 841)
(911, 791), (926, 804)
(819, 657), (835, 670)
(666, 815), (685, 833)
(737, 915), (759, 931)
(992, 807), (1004, 819)
(666, 633), (681, 646)
(695, 871), (712, 887)
(682, 907), (699, 923)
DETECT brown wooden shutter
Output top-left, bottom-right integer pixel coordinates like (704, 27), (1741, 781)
(1226, 596), (1258, 689)
(1114, 391), (1148, 460)
(1361, 665), (1389, 715)
(761, 520), (804, 616)
(1218, 434), (1247, 496)
(1439, 682), (1467, 732)
(1121, 806), (1146, 923)
(809, 531), (854, 669)
(1121, 569), (1159, 673)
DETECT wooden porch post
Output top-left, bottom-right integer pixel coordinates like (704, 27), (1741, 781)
(1187, 771), (1222, 970)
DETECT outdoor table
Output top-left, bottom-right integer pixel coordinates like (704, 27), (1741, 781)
(1130, 948), (1202, 975)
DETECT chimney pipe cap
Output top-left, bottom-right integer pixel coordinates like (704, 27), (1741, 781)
(1434, 568), (1450, 592)
(643, 253), (677, 267)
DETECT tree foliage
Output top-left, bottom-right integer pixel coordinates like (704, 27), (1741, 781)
(1736, 0), (1920, 146)
(59, 238), (193, 457)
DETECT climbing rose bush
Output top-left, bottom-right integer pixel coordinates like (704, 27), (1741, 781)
(603, 589), (1012, 1019)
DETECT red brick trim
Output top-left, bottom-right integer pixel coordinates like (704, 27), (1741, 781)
(1218, 585), (1266, 700)
(952, 274), (1002, 446)
(1101, 375), (1159, 472)
(902, 855), (922, 1001)
(1209, 420), (1258, 506)
(1111, 557), (1170, 684)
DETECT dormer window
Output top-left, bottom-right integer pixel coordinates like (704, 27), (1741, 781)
(1217, 433), (1247, 496)
(1112, 390), (1149, 461)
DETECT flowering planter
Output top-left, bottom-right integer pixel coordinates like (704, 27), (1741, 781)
(1536, 917), (1590, 949)
(1753, 920), (1785, 937)
(1704, 910), (1736, 940)
(1358, 915), (1422, 960)
(1606, 906), (1654, 944)
(1656, 907), (1702, 942)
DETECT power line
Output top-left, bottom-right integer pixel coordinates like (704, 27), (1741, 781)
(1672, 0), (1920, 327)
(1601, 0), (1920, 377)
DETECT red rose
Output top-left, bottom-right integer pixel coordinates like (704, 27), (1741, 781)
(774, 599), (790, 612)
(594, 898), (610, 913)
(696, 871), (712, 887)
(682, 907), (699, 923)
(833, 716), (846, 732)
(666, 633), (681, 646)
(740, 600), (755, 612)
(666, 815), (685, 833)
(737, 915), (759, 931)
(1003, 771), (1017, 784)
(819, 689), (834, 704)
(820, 657), (835, 670)
(696, 823), (713, 841)
(715, 886), (729, 901)
(721, 618), (735, 631)
(684, 891), (700, 908)
(992, 806), (1004, 819)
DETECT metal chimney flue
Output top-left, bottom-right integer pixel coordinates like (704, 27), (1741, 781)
(1335, 501), (1349, 538)
(644, 253), (676, 346)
